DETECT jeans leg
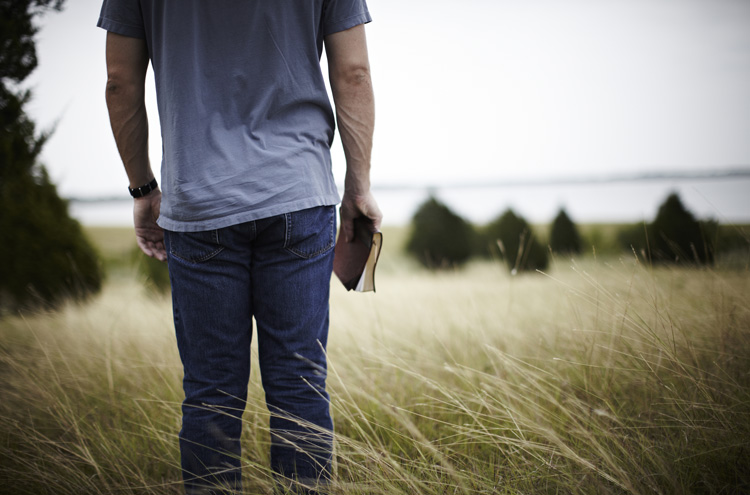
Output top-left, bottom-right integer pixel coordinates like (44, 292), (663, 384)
(252, 206), (336, 493)
(166, 226), (254, 495)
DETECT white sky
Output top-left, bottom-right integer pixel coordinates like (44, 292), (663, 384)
(26, 0), (750, 203)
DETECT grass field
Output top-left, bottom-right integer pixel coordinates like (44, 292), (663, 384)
(1, 227), (749, 494)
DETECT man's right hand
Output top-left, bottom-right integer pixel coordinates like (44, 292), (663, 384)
(340, 190), (382, 243)
(133, 191), (166, 261)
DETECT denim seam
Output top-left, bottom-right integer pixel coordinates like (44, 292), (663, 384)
(284, 212), (293, 250)
(170, 247), (224, 264)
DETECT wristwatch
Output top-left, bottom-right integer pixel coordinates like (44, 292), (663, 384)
(128, 178), (158, 198)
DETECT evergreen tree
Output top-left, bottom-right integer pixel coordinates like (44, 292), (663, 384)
(1, 0), (102, 311)
(484, 209), (548, 273)
(406, 196), (475, 268)
(549, 208), (582, 255)
(617, 193), (713, 264)
(649, 193), (712, 264)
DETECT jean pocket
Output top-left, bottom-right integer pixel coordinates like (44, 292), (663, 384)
(283, 206), (336, 259)
(167, 229), (224, 263)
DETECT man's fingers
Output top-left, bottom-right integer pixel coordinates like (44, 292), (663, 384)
(137, 239), (153, 258)
(155, 242), (167, 262)
(137, 237), (168, 262)
(366, 207), (383, 231)
(357, 199), (382, 231)
(151, 241), (167, 262)
(339, 191), (382, 241)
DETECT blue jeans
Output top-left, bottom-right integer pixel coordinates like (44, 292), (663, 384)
(164, 206), (336, 494)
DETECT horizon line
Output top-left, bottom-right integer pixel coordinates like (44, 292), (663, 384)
(67, 166), (750, 203)
(370, 166), (750, 191)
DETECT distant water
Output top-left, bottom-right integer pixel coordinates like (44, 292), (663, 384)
(70, 177), (750, 227)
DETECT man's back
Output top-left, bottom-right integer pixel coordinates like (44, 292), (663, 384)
(99, 0), (371, 231)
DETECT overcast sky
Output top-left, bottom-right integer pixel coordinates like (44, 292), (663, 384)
(26, 0), (750, 203)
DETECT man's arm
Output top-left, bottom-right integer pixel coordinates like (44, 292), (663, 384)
(325, 24), (382, 241)
(104, 32), (166, 261)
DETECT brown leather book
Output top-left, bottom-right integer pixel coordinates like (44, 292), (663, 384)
(333, 217), (383, 292)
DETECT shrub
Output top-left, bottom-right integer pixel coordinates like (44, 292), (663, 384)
(0, 0), (101, 311)
(405, 196), (474, 268)
(617, 193), (713, 265)
(483, 209), (548, 273)
(549, 208), (582, 255)
(0, 164), (103, 311)
(649, 193), (712, 264)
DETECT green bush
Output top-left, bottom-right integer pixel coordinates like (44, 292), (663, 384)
(650, 193), (712, 264)
(405, 196), (475, 268)
(0, 153), (102, 311)
(0, 0), (101, 312)
(549, 208), (582, 255)
(483, 209), (548, 273)
(617, 193), (713, 265)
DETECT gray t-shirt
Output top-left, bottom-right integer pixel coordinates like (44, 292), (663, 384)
(98, 0), (371, 232)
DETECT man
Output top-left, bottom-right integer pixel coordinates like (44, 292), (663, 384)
(99, 1), (381, 494)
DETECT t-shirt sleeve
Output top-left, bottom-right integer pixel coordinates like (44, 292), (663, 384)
(97, 0), (146, 39)
(322, 0), (372, 36)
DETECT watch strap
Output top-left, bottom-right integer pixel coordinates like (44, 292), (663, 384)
(128, 178), (158, 198)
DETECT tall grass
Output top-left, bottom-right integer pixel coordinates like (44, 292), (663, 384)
(1, 247), (748, 494)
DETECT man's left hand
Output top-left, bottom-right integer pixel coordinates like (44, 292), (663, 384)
(134, 191), (166, 261)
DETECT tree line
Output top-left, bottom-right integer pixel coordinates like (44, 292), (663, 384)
(405, 192), (746, 272)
